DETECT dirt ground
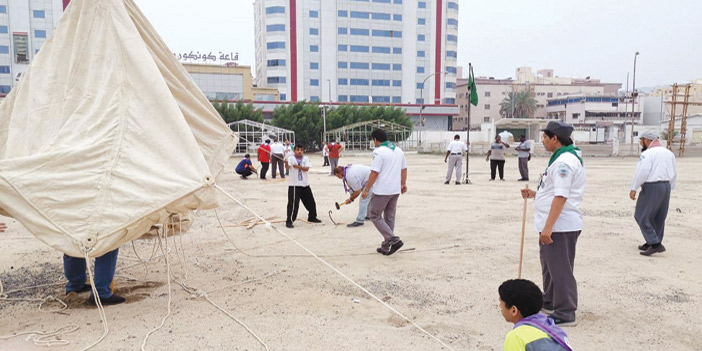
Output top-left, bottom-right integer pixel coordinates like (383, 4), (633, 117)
(1, 153), (700, 351)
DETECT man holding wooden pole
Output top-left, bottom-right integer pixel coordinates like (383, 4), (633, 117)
(520, 121), (585, 327)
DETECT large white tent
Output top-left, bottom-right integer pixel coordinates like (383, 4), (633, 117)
(0, 0), (237, 258)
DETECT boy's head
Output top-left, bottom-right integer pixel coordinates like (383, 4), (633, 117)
(244, 153), (250, 159)
(294, 144), (304, 157)
(498, 279), (543, 324)
(371, 129), (388, 146)
(333, 166), (345, 179)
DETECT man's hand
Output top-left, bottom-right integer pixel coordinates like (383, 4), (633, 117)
(0, 222), (6, 233)
(540, 227), (554, 245)
(344, 199), (352, 205)
(444, 158), (447, 163)
(629, 190), (637, 200)
(521, 189), (536, 199)
(401, 184), (408, 194)
(361, 189), (369, 199)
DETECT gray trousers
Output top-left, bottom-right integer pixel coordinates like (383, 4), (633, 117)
(445, 155), (463, 182)
(369, 194), (400, 249)
(634, 181), (671, 245)
(518, 157), (529, 180)
(540, 231), (580, 321)
(271, 154), (285, 179)
(329, 157), (339, 175)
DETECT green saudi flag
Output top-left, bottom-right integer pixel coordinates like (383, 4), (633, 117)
(469, 69), (479, 106)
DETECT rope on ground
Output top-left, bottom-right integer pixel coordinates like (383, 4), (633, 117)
(141, 228), (174, 351)
(0, 324), (80, 347)
(80, 250), (110, 351)
(214, 184), (456, 351)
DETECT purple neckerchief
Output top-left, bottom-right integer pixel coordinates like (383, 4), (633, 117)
(342, 164), (353, 193)
(515, 313), (573, 351)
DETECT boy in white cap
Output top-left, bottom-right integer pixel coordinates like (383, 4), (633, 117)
(630, 130), (677, 256)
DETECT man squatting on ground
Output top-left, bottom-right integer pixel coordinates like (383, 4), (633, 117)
(444, 134), (467, 185)
(269, 137), (286, 179)
(235, 154), (258, 179)
(499, 279), (572, 351)
(362, 129), (407, 256)
(521, 121), (585, 327)
(630, 130), (677, 256)
(334, 164), (372, 227)
(285, 144), (322, 228)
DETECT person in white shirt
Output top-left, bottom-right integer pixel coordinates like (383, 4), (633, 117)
(269, 138), (286, 179)
(285, 144), (321, 228)
(516, 135), (532, 181)
(444, 134), (468, 185)
(362, 129), (407, 256)
(487, 135), (510, 181)
(284, 140), (293, 176)
(334, 164), (372, 227)
(521, 121), (585, 327)
(630, 130), (677, 256)
(322, 142), (330, 167)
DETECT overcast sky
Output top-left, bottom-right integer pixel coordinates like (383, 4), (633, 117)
(136, 0), (702, 88)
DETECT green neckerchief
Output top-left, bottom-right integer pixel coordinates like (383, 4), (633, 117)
(380, 141), (396, 150)
(548, 145), (583, 167)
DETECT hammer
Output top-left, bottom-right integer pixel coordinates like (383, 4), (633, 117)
(334, 201), (350, 210)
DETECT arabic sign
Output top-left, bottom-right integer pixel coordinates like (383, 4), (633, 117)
(174, 51), (239, 63)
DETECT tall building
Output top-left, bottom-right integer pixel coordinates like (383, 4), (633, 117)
(254, 0), (459, 105)
(0, 0), (68, 96)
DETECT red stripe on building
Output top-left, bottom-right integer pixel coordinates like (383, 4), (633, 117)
(289, 0), (298, 101)
(63, 0), (71, 10)
(434, 0), (443, 105)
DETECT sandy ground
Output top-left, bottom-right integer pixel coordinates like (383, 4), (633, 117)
(1, 153), (701, 351)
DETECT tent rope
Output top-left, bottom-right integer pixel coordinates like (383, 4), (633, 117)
(213, 184), (456, 351)
(0, 324), (80, 347)
(80, 249), (110, 351)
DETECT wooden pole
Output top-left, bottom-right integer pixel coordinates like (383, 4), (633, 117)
(518, 184), (529, 279)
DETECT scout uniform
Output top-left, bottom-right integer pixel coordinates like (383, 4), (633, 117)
(285, 153), (318, 227)
(342, 164), (372, 226)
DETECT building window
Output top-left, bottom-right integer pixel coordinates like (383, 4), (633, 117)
(417, 34), (425, 41)
(338, 95), (348, 102)
(0, 46), (9, 54)
(309, 10), (318, 18)
(447, 34), (457, 42)
(418, 18), (426, 25)
(417, 51), (425, 57)
(0, 85), (11, 93)
(392, 80), (402, 87)
(0, 26), (8, 34)
(338, 78), (348, 85)
(372, 29), (401, 38)
(392, 64), (402, 71)
(373, 0), (391, 3)
(338, 10), (348, 17)
(350, 28), (370, 36)
(265, 6), (285, 14)
(310, 79), (319, 86)
(484, 117), (490, 122)
(0, 66), (10, 74)
(417, 83), (423, 89)
(373, 96), (391, 103)
(372, 79), (390, 86)
(34, 30), (47, 38)
(338, 27), (348, 35)
(447, 18), (458, 27)
(0, 5), (6, 14)
(446, 51), (457, 58)
(372, 46), (391, 54)
(350, 95), (369, 103)
(266, 24), (285, 32)
(310, 96), (320, 102)
(394, 0), (402, 3)
(267, 59), (286, 67)
(572, 113), (580, 119)
(446, 66), (457, 74)
(350, 45), (369, 53)
(444, 98), (456, 104)
(33, 10), (46, 18)
(267, 77), (286, 84)
(485, 91), (491, 97)
(350, 79), (369, 86)
(446, 82), (456, 89)
(310, 62), (319, 69)
(393, 14), (402, 21)
(310, 45), (319, 52)
(338, 45), (348, 51)
(267, 41), (286, 49)
(310, 28), (319, 35)
(350, 62), (369, 69)
(547, 92), (553, 98)
(393, 47), (402, 54)
(372, 13), (391, 20)
(280, 94), (287, 100)
(448, 1), (459, 10)
(350, 11), (370, 19)
(338, 61), (348, 68)
(418, 2), (426, 8)
(416, 98), (424, 104)
(417, 67), (425, 73)
(392, 96), (402, 103)
(485, 104), (490, 110)
(372, 63), (390, 70)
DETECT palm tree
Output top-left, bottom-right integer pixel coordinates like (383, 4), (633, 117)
(499, 91), (537, 118)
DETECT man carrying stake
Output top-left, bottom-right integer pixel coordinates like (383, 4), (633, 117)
(520, 121), (585, 327)
(630, 130), (677, 256)
(362, 129), (407, 255)
(444, 134), (467, 185)
(334, 164), (372, 227)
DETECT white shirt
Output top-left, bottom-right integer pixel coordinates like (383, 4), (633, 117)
(534, 152), (586, 232)
(323, 144), (329, 156)
(370, 145), (407, 195)
(344, 165), (371, 193)
(489, 142), (506, 161)
(270, 142), (285, 154)
(631, 146), (677, 190)
(287, 155), (311, 187)
(447, 140), (468, 154)
(284, 144), (293, 156)
(517, 140), (532, 159)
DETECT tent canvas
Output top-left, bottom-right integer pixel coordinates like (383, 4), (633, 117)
(0, 0), (237, 257)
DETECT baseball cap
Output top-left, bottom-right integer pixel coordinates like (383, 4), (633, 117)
(541, 121), (574, 139)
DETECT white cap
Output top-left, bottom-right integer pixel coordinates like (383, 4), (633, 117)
(640, 130), (660, 141)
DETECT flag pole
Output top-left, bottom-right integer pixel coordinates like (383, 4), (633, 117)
(465, 63), (473, 184)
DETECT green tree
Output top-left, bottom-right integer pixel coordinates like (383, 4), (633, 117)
(212, 100), (264, 124)
(271, 101), (324, 151)
(499, 91), (537, 119)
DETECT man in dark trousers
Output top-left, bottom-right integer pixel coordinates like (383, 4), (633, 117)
(269, 137), (286, 179)
(516, 135), (532, 181)
(630, 130), (677, 256)
(487, 135), (510, 181)
(285, 144), (322, 228)
(520, 121), (585, 327)
(328, 139), (344, 175)
(257, 139), (271, 179)
(235, 154), (257, 179)
(64, 249), (124, 306)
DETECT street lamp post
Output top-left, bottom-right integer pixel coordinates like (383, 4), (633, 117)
(419, 71), (447, 146)
(630, 51), (639, 148)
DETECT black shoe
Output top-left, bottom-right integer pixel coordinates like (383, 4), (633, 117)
(640, 244), (666, 256)
(377, 247), (385, 254)
(489, 179), (495, 181)
(384, 240), (404, 256)
(638, 243), (651, 251)
(548, 315), (577, 327)
(500, 179), (505, 181)
(444, 181), (450, 184)
(347, 222), (364, 227)
(364, 217), (370, 221)
(455, 182), (461, 185)
(518, 178), (529, 182)
(66, 284), (92, 295)
(308, 218), (322, 223)
(286, 222), (294, 228)
(87, 294), (125, 306)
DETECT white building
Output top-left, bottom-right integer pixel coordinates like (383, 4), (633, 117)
(253, 0), (459, 105)
(0, 0), (67, 96)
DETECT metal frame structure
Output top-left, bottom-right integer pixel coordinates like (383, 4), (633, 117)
(666, 83), (702, 157)
(227, 120), (295, 154)
(324, 119), (415, 151)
